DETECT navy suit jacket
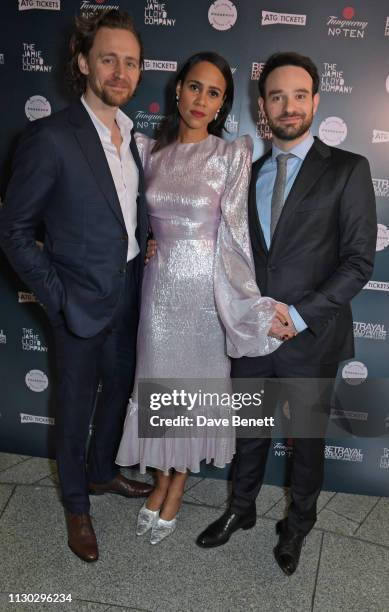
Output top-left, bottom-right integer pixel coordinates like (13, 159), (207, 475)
(248, 137), (377, 364)
(0, 101), (148, 338)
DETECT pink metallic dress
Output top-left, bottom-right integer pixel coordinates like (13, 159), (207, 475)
(116, 133), (279, 473)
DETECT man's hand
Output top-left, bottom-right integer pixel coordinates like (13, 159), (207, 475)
(268, 302), (297, 340)
(145, 239), (157, 265)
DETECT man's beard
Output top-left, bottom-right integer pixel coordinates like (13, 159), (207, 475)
(266, 111), (313, 141)
(90, 78), (134, 107)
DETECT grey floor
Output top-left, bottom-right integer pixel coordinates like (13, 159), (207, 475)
(0, 452), (388, 612)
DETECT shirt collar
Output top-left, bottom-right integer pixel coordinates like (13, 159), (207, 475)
(272, 131), (314, 162)
(81, 95), (133, 144)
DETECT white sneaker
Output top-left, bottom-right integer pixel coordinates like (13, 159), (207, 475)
(150, 516), (177, 545)
(136, 503), (159, 536)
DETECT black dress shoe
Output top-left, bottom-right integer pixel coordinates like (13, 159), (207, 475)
(273, 520), (305, 576)
(196, 508), (256, 548)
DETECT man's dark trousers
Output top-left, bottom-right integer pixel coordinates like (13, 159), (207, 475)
(230, 350), (338, 536)
(53, 256), (140, 515)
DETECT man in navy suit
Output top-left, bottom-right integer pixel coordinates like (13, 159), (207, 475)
(197, 52), (376, 575)
(0, 10), (152, 562)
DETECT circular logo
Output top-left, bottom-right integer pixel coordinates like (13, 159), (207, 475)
(376, 223), (389, 252)
(386, 75), (389, 94)
(319, 116), (347, 146)
(342, 361), (368, 385)
(149, 102), (160, 114)
(25, 95), (51, 122)
(342, 6), (355, 20)
(208, 0), (237, 31)
(25, 369), (48, 393)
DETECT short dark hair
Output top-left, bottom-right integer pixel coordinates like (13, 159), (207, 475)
(67, 9), (144, 94)
(258, 52), (319, 98)
(153, 51), (234, 153)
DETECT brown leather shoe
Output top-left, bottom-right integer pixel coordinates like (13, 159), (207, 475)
(89, 473), (153, 498)
(65, 511), (98, 562)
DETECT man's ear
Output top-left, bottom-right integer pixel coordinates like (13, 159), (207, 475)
(312, 92), (320, 116)
(78, 53), (89, 76)
(258, 96), (265, 115)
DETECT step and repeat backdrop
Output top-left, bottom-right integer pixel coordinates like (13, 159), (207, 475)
(0, 0), (388, 495)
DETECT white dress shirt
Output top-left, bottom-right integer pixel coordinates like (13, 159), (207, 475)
(81, 96), (139, 261)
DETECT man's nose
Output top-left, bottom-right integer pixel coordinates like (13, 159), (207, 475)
(114, 60), (126, 78)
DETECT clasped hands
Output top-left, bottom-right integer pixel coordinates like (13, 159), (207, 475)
(269, 303), (297, 341)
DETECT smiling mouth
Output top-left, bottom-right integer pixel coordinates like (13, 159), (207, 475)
(190, 110), (206, 118)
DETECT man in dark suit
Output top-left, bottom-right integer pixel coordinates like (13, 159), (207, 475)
(0, 10), (152, 562)
(196, 52), (377, 574)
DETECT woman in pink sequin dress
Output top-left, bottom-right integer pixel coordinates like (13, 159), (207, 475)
(116, 52), (286, 544)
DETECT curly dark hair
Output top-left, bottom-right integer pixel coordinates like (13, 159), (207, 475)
(67, 9), (144, 94)
(258, 52), (319, 98)
(152, 51), (234, 153)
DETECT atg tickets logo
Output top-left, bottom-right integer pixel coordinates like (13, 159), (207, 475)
(21, 412), (54, 424)
(372, 130), (389, 144)
(19, 0), (60, 10)
(261, 10), (306, 26)
(18, 291), (38, 303)
(144, 59), (177, 72)
(364, 280), (389, 292)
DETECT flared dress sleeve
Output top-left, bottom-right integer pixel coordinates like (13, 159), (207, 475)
(214, 135), (281, 357)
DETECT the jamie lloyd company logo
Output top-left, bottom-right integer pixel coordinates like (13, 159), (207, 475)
(321, 62), (352, 94)
(21, 412), (54, 425)
(353, 321), (387, 341)
(380, 448), (389, 469)
(144, 59), (177, 72)
(325, 445), (363, 462)
(144, 2), (176, 26)
(327, 6), (368, 38)
(22, 43), (52, 73)
(256, 110), (272, 141)
(18, 291), (38, 303)
(372, 130), (389, 144)
(319, 116), (347, 146)
(0, 330), (7, 345)
(261, 10), (306, 26)
(376, 224), (389, 252)
(364, 280), (389, 292)
(25, 369), (49, 393)
(385, 17), (389, 37)
(22, 327), (48, 352)
(19, 0), (60, 10)
(273, 441), (293, 457)
(208, 0), (237, 31)
(341, 361), (368, 385)
(135, 103), (164, 130)
(373, 178), (389, 198)
(25, 95), (51, 121)
(251, 62), (265, 81)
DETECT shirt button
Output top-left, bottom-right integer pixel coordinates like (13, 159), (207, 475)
(119, 267), (126, 275)
(267, 265), (277, 271)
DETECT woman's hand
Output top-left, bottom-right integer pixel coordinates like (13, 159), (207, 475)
(145, 239), (157, 265)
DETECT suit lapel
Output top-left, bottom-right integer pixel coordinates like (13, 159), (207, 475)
(69, 101), (126, 229)
(270, 138), (331, 248)
(249, 153), (271, 254)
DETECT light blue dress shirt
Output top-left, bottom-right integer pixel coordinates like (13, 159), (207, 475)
(256, 132), (315, 332)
